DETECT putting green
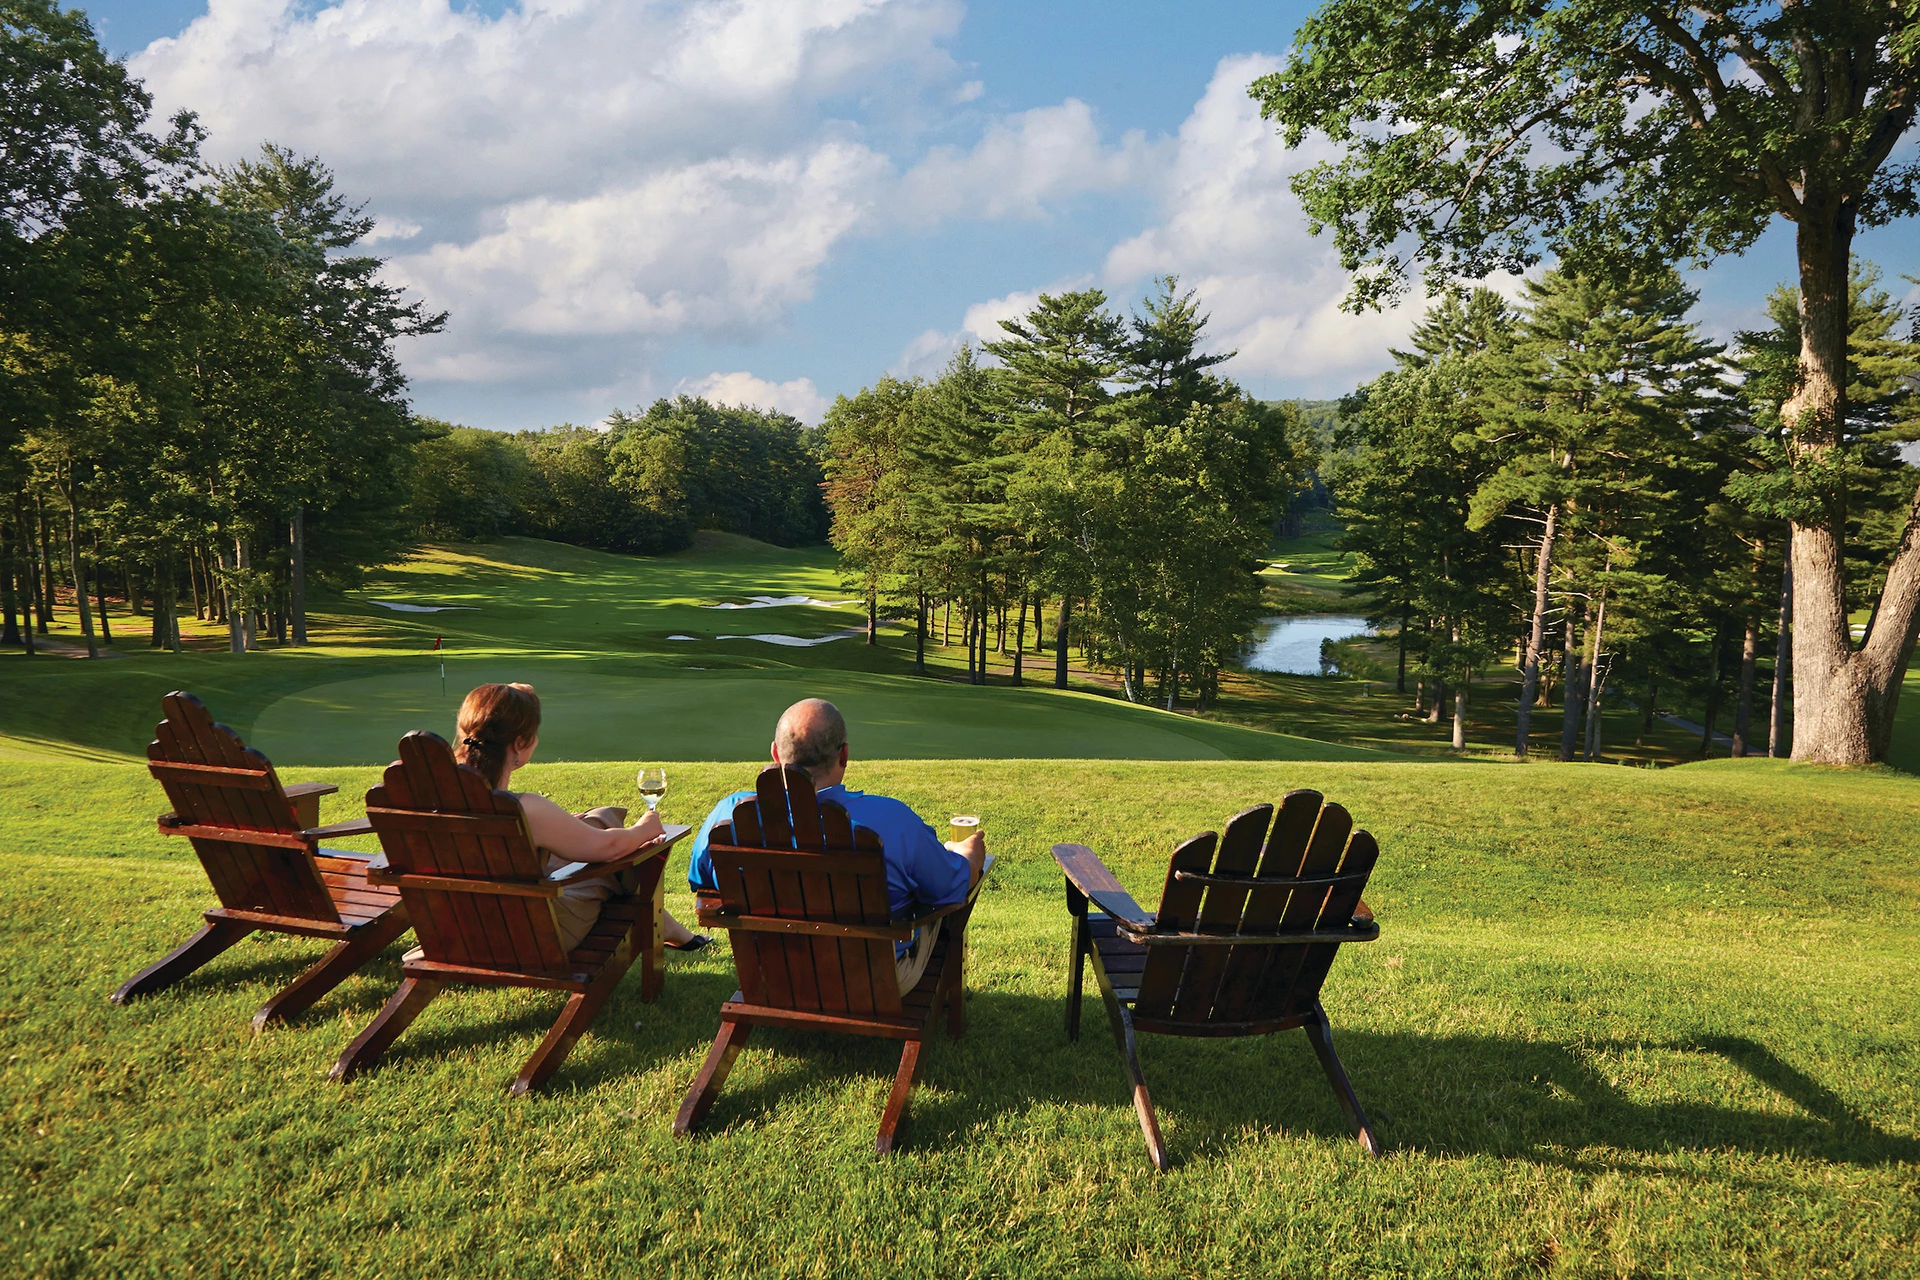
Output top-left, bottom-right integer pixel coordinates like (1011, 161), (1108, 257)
(250, 660), (1384, 765)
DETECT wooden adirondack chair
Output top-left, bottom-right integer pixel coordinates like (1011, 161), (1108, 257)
(331, 731), (690, 1095)
(113, 691), (410, 1029)
(676, 766), (983, 1155)
(1054, 789), (1382, 1170)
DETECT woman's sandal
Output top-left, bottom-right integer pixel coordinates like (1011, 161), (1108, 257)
(665, 934), (713, 953)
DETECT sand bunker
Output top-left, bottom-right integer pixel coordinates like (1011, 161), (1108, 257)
(372, 600), (478, 613)
(717, 629), (866, 647)
(669, 629), (863, 646)
(703, 595), (858, 610)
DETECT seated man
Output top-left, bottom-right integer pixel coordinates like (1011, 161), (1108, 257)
(688, 698), (987, 991)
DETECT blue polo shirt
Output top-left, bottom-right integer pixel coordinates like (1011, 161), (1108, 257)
(687, 784), (972, 930)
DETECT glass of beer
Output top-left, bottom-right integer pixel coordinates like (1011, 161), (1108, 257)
(948, 814), (980, 844)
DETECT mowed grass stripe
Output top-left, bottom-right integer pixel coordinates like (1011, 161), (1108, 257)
(3, 758), (1915, 1278)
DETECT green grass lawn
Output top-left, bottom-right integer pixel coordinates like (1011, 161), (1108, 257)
(3, 757), (1916, 1277)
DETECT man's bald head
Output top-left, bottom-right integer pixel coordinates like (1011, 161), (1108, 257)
(773, 698), (848, 783)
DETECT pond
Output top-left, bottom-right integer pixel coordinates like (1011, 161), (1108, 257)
(1242, 614), (1372, 675)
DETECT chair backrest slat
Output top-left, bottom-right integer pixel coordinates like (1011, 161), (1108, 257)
(1265, 829), (1379, 1021)
(708, 766), (901, 1017)
(1134, 790), (1377, 1030)
(1166, 804), (1273, 1023)
(365, 732), (568, 973)
(146, 691), (336, 923)
(1131, 830), (1217, 1019)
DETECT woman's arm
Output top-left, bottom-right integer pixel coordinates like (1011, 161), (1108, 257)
(518, 792), (665, 863)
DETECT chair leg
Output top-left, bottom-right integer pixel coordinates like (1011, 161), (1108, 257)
(111, 919), (253, 1005)
(250, 910), (411, 1031)
(512, 958), (629, 1097)
(329, 977), (444, 1083)
(1065, 910), (1087, 1041)
(874, 1038), (922, 1157)
(638, 861), (665, 1004)
(1304, 1001), (1380, 1157)
(1111, 1001), (1170, 1172)
(674, 1019), (753, 1137)
(944, 922), (966, 1040)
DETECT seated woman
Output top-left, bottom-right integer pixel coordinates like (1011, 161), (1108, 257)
(454, 682), (708, 954)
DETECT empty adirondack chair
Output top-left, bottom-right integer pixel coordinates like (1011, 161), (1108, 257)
(331, 731), (690, 1095)
(1053, 789), (1382, 1170)
(113, 691), (410, 1029)
(676, 766), (983, 1155)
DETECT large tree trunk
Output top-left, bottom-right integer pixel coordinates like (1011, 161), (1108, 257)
(1582, 591), (1607, 762)
(866, 591), (877, 646)
(36, 506), (54, 633)
(1012, 595), (1025, 685)
(1055, 596), (1071, 689)
(1034, 592), (1045, 653)
(64, 482), (97, 659)
(151, 558), (167, 649)
(219, 546), (242, 653)
(1558, 612), (1584, 762)
(1785, 207), (1920, 763)
(1515, 504), (1559, 757)
(914, 592), (926, 675)
(289, 506), (307, 645)
(1397, 605), (1409, 694)
(92, 537), (111, 647)
(1770, 561), (1792, 757)
(238, 539), (257, 651)
(1451, 618), (1467, 750)
(1732, 613), (1760, 757)
(1, 516), (18, 647)
(11, 501), (34, 656)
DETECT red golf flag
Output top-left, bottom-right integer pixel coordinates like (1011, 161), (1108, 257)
(433, 636), (442, 650)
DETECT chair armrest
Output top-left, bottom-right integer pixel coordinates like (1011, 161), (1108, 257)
(546, 824), (691, 884)
(302, 818), (374, 841)
(283, 782), (339, 800)
(888, 868), (989, 931)
(1052, 842), (1154, 931)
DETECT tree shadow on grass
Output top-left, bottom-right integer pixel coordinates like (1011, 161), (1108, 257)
(671, 988), (1919, 1170)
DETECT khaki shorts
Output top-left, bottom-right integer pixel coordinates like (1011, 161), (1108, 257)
(894, 919), (943, 993)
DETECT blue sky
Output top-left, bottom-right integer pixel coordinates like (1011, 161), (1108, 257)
(73, 1), (1920, 430)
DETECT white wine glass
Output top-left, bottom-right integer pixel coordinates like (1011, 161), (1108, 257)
(637, 767), (667, 813)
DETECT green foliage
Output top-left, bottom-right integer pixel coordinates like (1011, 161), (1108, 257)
(821, 281), (1308, 706)
(606, 397), (827, 548)
(1250, 0), (1919, 308)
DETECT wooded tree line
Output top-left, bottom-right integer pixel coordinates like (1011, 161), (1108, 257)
(1, 2), (438, 656)
(408, 399), (828, 555)
(1334, 267), (1918, 760)
(820, 279), (1308, 709)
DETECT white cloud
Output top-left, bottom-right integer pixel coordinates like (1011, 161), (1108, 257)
(896, 100), (1163, 224)
(364, 216), (421, 244)
(127, 0), (1177, 422)
(677, 371), (831, 424)
(130, 0), (968, 411)
(389, 142), (889, 339)
(1094, 52), (1430, 392)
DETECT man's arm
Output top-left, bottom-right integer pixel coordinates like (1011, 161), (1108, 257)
(944, 832), (987, 888)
